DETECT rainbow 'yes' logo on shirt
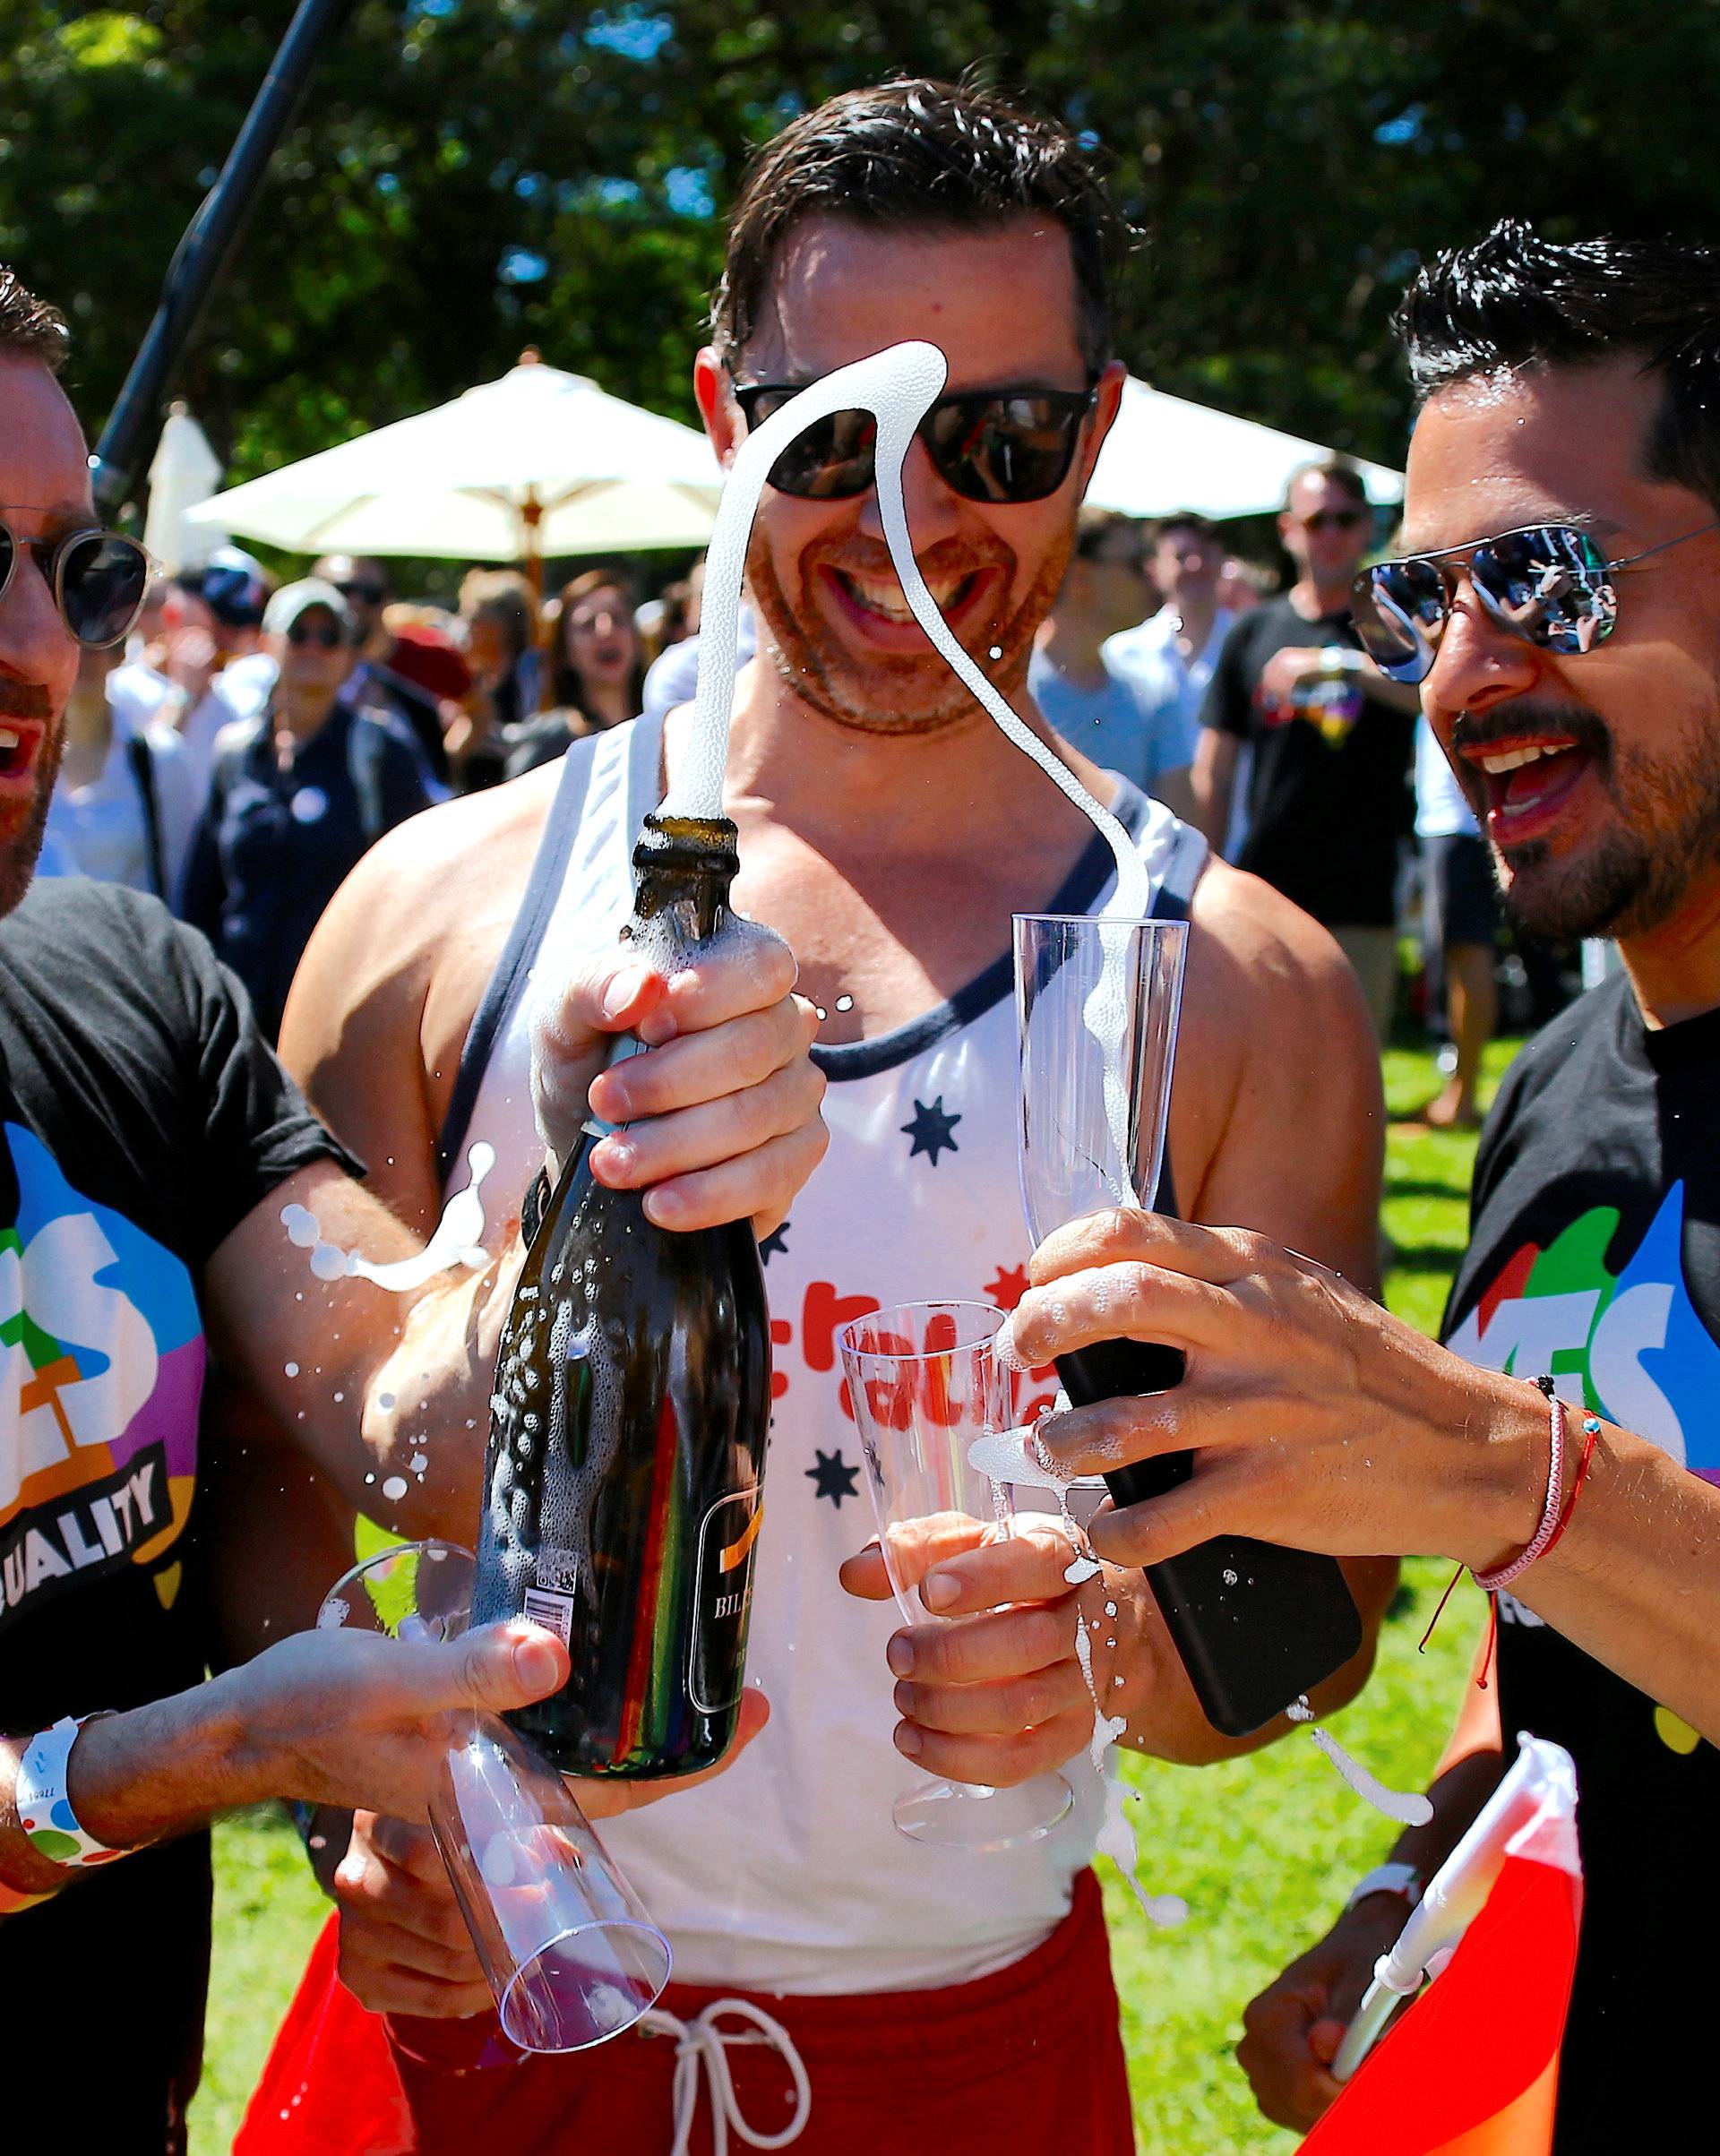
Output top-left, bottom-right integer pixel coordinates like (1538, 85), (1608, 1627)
(1448, 1180), (1720, 1482)
(0, 1124), (204, 1623)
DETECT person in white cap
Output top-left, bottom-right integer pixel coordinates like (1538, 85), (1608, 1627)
(177, 578), (442, 1039)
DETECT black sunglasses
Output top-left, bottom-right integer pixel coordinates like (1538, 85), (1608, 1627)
(0, 517), (150, 649)
(286, 617), (347, 649)
(730, 379), (1098, 504)
(1353, 519), (1720, 684)
(334, 580), (388, 607)
(1303, 507), (1371, 534)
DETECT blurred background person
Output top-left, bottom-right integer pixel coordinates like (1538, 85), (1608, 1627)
(1415, 712), (1499, 1128)
(448, 566), (541, 789)
(380, 602), (474, 768)
(1217, 554), (1274, 618)
(506, 565), (645, 777)
(168, 545), (276, 794)
(636, 571), (694, 666)
(1106, 510), (1235, 741)
(1030, 507), (1198, 816)
(1193, 459), (1419, 1042)
(39, 641), (200, 901)
(311, 553), (452, 785)
(177, 580), (438, 1039)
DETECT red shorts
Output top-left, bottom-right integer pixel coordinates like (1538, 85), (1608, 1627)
(236, 1868), (1134, 2156)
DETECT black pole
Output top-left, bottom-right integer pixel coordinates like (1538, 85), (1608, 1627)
(90, 0), (356, 518)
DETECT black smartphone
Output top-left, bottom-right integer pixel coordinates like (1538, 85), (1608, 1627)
(1056, 1337), (1363, 1739)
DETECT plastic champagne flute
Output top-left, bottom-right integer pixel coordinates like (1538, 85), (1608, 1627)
(317, 1540), (671, 2055)
(1013, 912), (1362, 1740)
(839, 1301), (1074, 1851)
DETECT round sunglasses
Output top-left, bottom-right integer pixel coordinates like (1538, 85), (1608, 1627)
(730, 378), (1098, 504)
(0, 518), (151, 649)
(1352, 519), (1720, 683)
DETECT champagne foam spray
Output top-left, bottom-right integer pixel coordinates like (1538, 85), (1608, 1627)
(666, 339), (1148, 1205)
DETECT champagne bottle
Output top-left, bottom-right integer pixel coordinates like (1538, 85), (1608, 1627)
(471, 812), (772, 1777)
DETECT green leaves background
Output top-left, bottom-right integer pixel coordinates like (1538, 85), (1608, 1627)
(4, 1), (1714, 487)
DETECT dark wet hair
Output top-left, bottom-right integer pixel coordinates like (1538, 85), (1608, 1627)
(712, 78), (1125, 377)
(1397, 219), (1720, 512)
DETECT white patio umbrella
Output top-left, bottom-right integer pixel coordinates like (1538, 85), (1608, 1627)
(185, 353), (721, 582)
(1087, 375), (1404, 521)
(143, 403), (225, 573)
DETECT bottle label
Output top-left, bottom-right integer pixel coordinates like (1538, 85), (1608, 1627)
(522, 1549), (580, 1648)
(522, 1586), (576, 1648)
(688, 1484), (762, 1715)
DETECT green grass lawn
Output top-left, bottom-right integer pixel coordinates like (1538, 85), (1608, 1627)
(190, 1035), (1522, 2152)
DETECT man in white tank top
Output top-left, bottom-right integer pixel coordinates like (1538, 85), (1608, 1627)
(243, 81), (1395, 2156)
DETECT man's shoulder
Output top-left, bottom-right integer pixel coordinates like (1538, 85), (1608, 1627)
(3, 878), (207, 1021)
(1181, 855), (1380, 1105)
(334, 755), (563, 922)
(1187, 854), (1360, 994)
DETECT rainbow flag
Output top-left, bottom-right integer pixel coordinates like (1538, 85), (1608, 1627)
(1303, 1737), (1582, 2156)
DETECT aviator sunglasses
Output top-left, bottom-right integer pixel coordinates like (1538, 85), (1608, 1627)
(1352, 518), (1720, 684)
(0, 516), (150, 649)
(730, 378), (1098, 504)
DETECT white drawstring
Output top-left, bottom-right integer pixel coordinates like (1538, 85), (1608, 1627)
(639, 1997), (813, 2156)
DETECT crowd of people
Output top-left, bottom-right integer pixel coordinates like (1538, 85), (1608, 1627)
(53, 405), (1567, 1098)
(3, 67), (1716, 2156)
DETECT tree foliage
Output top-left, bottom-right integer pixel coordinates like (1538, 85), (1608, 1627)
(4, 0), (1718, 490)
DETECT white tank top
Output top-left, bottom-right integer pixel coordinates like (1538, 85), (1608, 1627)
(441, 712), (1208, 1994)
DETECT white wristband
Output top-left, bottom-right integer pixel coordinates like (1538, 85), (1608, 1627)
(1343, 1860), (1423, 1915)
(15, 1714), (127, 1870)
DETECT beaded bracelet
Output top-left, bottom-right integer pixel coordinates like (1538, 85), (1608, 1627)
(1472, 1379), (1568, 1593)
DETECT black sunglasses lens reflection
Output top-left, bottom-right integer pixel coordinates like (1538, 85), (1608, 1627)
(288, 621), (344, 649)
(63, 533), (149, 648)
(927, 395), (1084, 504)
(750, 389), (1088, 504)
(762, 408), (878, 500)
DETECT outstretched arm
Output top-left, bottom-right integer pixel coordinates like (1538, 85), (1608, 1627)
(0, 1621), (567, 1911)
(1007, 1206), (1720, 1747)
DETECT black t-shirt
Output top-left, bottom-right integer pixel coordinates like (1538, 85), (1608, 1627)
(1200, 595), (1414, 927)
(0, 879), (351, 2147)
(1443, 973), (1720, 2148)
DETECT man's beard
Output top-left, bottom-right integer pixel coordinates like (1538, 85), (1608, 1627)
(746, 527), (1071, 739)
(1467, 696), (1720, 941)
(0, 677), (59, 919)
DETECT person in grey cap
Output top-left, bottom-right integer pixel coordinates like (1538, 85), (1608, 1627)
(177, 579), (440, 1038)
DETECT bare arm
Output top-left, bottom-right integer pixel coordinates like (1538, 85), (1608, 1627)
(1191, 727), (1239, 851)
(0, 1623), (567, 1907)
(1009, 1209), (1720, 1748)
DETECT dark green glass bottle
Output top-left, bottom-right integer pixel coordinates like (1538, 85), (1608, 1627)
(471, 812), (772, 1776)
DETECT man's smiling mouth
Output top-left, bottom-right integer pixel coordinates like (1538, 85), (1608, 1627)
(1461, 730), (1594, 842)
(828, 565), (985, 624)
